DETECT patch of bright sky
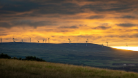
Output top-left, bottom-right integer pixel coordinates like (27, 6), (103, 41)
(111, 46), (138, 51)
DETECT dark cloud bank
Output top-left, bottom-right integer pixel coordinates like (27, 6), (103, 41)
(1, 0), (137, 15)
(116, 23), (138, 27)
(0, 21), (57, 28)
(92, 26), (111, 30)
(0, 0), (138, 28)
(58, 26), (79, 29)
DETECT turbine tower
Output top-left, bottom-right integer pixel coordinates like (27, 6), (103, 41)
(43, 39), (44, 43)
(68, 38), (70, 43)
(86, 41), (88, 46)
(22, 39), (23, 43)
(68, 38), (71, 44)
(30, 38), (31, 43)
(38, 40), (39, 43)
(13, 37), (15, 42)
(106, 41), (108, 47)
(106, 39), (109, 47)
(86, 39), (88, 46)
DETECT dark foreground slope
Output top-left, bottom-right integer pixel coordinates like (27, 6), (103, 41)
(0, 59), (138, 78)
(0, 42), (138, 68)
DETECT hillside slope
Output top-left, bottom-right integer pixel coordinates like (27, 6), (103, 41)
(0, 42), (138, 68)
(0, 59), (138, 78)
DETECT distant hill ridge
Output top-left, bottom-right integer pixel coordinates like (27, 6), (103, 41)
(0, 42), (138, 71)
(0, 42), (131, 50)
(0, 42), (113, 50)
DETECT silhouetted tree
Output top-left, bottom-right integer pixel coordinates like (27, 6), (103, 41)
(25, 56), (45, 61)
(18, 57), (22, 60)
(0, 53), (11, 59)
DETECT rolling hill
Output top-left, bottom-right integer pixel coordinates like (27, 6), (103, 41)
(0, 42), (138, 70)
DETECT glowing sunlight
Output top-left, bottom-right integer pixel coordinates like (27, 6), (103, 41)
(111, 46), (138, 51)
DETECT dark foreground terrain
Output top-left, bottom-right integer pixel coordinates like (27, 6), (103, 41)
(0, 42), (138, 72)
(1, 59), (138, 78)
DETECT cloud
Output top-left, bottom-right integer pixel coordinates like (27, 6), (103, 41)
(0, 0), (43, 14)
(116, 23), (137, 27)
(33, 3), (83, 15)
(0, 22), (12, 28)
(0, 20), (57, 28)
(0, 33), (8, 36)
(58, 26), (79, 29)
(1, 0), (138, 17)
(28, 0), (67, 3)
(124, 29), (138, 32)
(121, 15), (136, 19)
(106, 34), (138, 38)
(81, 1), (137, 13)
(76, 35), (102, 40)
(12, 20), (56, 26)
(114, 15), (137, 19)
(0, 0), (83, 15)
(56, 30), (70, 32)
(92, 26), (111, 30)
(132, 34), (138, 38)
(87, 15), (104, 19)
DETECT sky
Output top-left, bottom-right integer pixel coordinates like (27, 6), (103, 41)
(0, 0), (138, 47)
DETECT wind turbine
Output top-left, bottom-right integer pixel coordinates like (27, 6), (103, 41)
(13, 37), (15, 42)
(68, 38), (71, 44)
(38, 40), (39, 43)
(106, 40), (108, 47)
(43, 39), (44, 43)
(30, 38), (31, 43)
(102, 43), (103, 47)
(22, 39), (23, 43)
(86, 39), (88, 46)
(106, 41), (108, 47)
(68, 38), (70, 43)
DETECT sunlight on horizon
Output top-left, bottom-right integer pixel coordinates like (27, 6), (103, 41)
(111, 46), (138, 51)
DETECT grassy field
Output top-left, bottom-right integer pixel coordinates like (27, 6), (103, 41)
(0, 59), (138, 78)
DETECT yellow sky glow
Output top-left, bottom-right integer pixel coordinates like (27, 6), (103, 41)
(0, 0), (138, 49)
(111, 46), (138, 51)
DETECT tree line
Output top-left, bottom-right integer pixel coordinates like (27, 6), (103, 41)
(0, 53), (45, 62)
